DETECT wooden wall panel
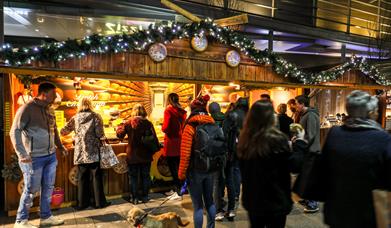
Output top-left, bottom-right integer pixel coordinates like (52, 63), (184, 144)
(21, 40), (384, 88)
(255, 65), (265, 82)
(192, 60), (209, 79)
(214, 62), (226, 80)
(127, 53), (145, 75)
(144, 55), (157, 75)
(156, 59), (169, 77)
(112, 53), (126, 73)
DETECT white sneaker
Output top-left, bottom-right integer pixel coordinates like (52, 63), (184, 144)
(164, 190), (175, 196)
(14, 220), (38, 228)
(168, 192), (182, 200)
(40, 215), (64, 226)
(227, 210), (236, 218)
(215, 212), (225, 221)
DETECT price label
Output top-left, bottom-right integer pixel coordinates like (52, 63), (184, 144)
(5, 102), (11, 136)
(55, 110), (65, 129)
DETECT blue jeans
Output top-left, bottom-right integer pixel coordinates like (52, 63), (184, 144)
(188, 170), (216, 228)
(128, 163), (151, 201)
(232, 159), (241, 199)
(214, 163), (235, 212)
(16, 153), (57, 221)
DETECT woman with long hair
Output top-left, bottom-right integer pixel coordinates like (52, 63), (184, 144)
(116, 103), (158, 204)
(162, 93), (187, 199)
(61, 98), (110, 210)
(237, 100), (292, 228)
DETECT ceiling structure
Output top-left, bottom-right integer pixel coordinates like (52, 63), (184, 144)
(2, 0), (391, 72)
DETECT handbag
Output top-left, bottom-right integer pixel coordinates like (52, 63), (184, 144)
(92, 116), (119, 169)
(99, 141), (119, 169)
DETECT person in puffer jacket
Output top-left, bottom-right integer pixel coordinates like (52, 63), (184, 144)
(61, 97), (110, 210)
(179, 95), (216, 228)
(162, 93), (187, 199)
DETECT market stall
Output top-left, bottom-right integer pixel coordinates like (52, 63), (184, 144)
(1, 19), (390, 215)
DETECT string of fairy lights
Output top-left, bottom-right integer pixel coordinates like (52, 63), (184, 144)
(1, 18), (390, 86)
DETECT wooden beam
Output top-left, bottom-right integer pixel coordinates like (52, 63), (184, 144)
(161, 0), (201, 22)
(215, 14), (248, 27)
(0, 66), (388, 90)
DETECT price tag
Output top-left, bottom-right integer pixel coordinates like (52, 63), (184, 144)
(55, 110), (65, 129)
(5, 102), (11, 136)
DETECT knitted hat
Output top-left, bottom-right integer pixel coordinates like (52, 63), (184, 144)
(191, 95), (210, 113)
(208, 102), (221, 115)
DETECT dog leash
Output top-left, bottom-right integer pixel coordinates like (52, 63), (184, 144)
(133, 195), (172, 227)
(134, 181), (188, 227)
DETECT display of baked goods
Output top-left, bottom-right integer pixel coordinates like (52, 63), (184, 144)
(98, 92), (111, 101)
(76, 90), (94, 97)
(111, 83), (120, 90)
(95, 80), (110, 87)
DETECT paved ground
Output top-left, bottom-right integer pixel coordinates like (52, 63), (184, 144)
(0, 193), (327, 228)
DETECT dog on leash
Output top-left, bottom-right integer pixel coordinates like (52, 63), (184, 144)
(127, 207), (190, 228)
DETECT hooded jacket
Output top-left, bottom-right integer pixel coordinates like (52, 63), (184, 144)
(162, 105), (187, 157)
(208, 102), (225, 128)
(178, 114), (215, 180)
(10, 98), (65, 158)
(299, 107), (321, 153)
(61, 111), (104, 165)
(116, 116), (157, 164)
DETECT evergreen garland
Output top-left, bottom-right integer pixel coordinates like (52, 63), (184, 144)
(1, 19), (389, 86)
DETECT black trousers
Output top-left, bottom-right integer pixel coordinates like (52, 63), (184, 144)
(248, 213), (287, 228)
(77, 162), (107, 208)
(166, 156), (180, 192)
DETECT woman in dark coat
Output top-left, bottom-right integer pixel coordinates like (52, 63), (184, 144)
(320, 90), (391, 228)
(116, 103), (158, 204)
(237, 100), (293, 228)
(162, 93), (187, 198)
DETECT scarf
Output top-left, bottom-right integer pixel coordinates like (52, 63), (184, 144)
(343, 117), (383, 131)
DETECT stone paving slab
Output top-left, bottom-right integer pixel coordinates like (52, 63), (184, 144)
(0, 193), (327, 228)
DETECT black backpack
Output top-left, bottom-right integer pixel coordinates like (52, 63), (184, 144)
(190, 123), (227, 173)
(141, 128), (160, 154)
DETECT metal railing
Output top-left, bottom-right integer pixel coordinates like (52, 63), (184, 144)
(182, 0), (391, 38)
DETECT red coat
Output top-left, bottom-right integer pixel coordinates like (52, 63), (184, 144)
(162, 105), (187, 157)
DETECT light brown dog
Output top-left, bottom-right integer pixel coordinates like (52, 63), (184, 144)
(127, 207), (190, 228)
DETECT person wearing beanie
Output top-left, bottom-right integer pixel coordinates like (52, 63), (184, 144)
(209, 102), (236, 221)
(179, 95), (217, 228)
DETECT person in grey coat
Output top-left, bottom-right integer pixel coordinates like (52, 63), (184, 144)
(10, 82), (68, 228)
(295, 94), (320, 213)
(61, 97), (110, 210)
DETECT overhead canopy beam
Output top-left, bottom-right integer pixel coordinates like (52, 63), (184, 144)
(161, 0), (248, 26)
(214, 14), (248, 27)
(161, 0), (201, 22)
